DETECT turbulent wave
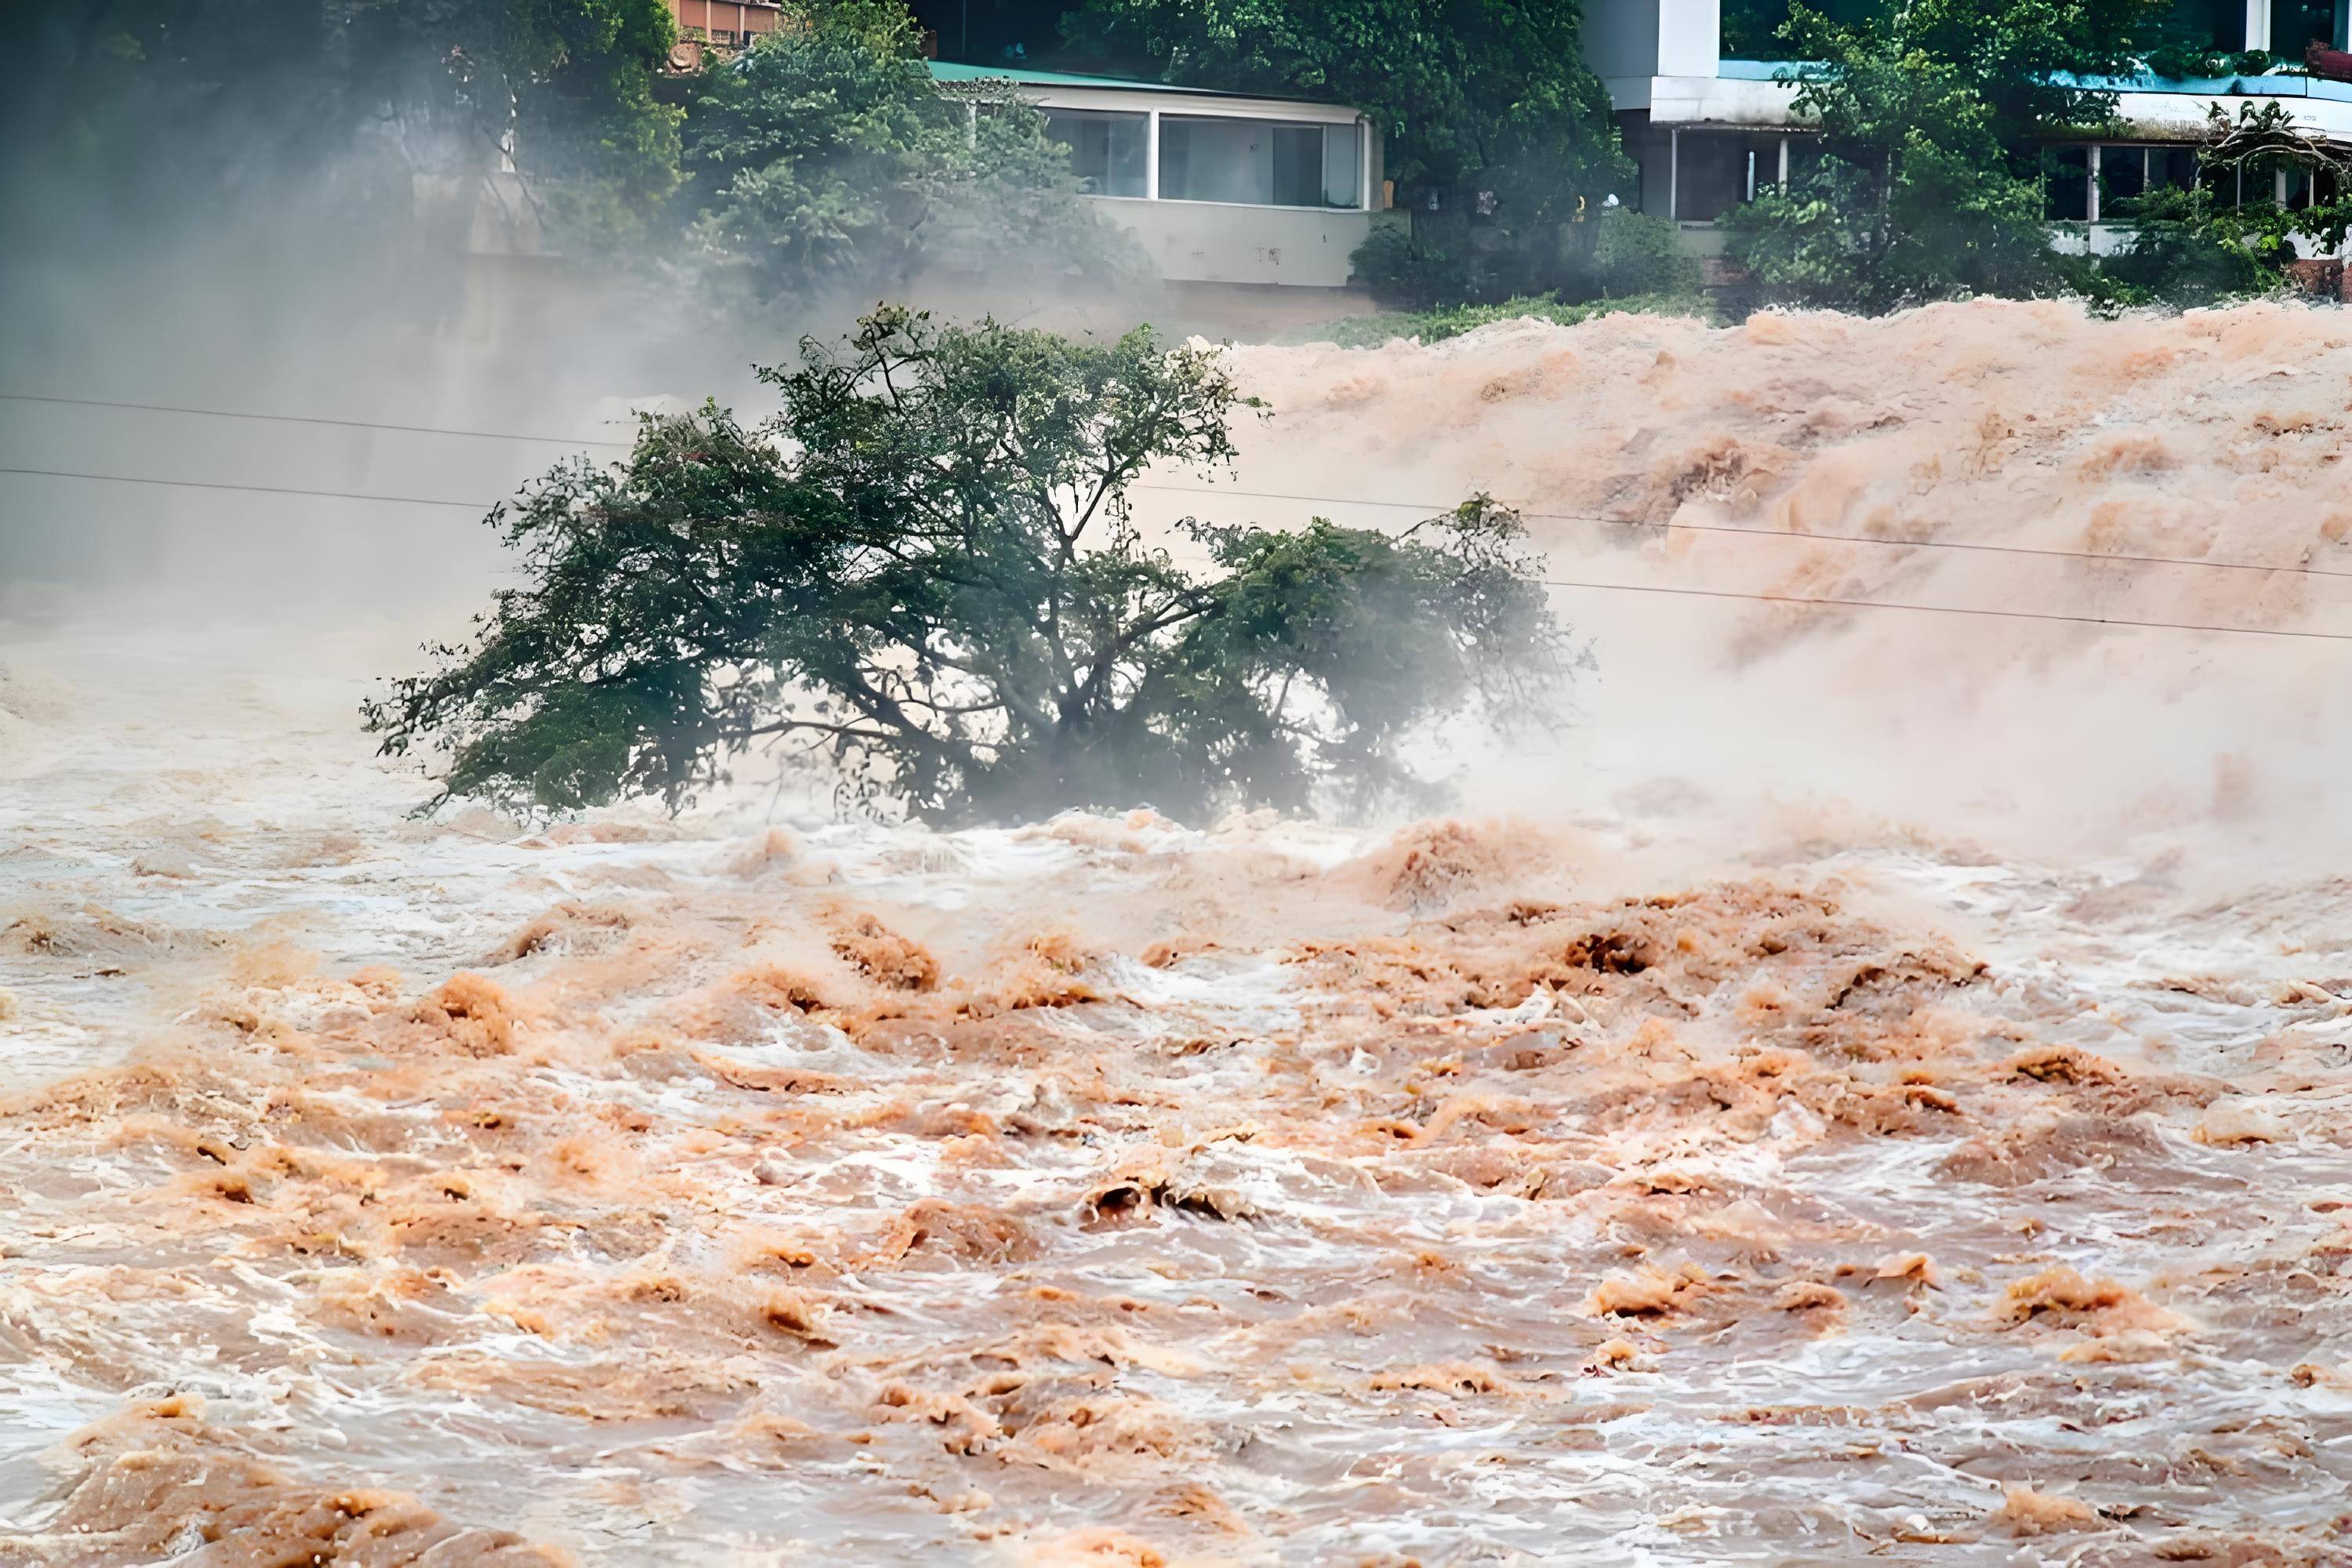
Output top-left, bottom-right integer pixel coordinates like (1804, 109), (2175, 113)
(1209, 298), (2352, 858)
(4, 299), (2351, 1565)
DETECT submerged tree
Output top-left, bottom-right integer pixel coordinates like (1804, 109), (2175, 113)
(365, 309), (1570, 825)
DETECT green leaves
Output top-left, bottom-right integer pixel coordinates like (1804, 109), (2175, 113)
(1069, 0), (1628, 208)
(368, 310), (1572, 824)
(1728, 0), (2165, 311)
(3, 0), (682, 255)
(684, 11), (1138, 299)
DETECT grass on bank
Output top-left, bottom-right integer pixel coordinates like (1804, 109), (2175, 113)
(1289, 291), (1712, 348)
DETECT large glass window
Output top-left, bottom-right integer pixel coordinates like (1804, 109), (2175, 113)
(2043, 145), (2092, 221)
(2103, 146), (2149, 206)
(2163, 0), (2242, 52)
(1321, 124), (1361, 208)
(1668, 131), (1791, 220)
(2279, 0), (2342, 51)
(1043, 109), (1149, 198)
(1159, 117), (1361, 208)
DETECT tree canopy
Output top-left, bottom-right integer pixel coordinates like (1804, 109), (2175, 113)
(2, 0), (683, 239)
(2099, 100), (2352, 307)
(686, 1), (1135, 299)
(1067, 0), (1628, 203)
(1724, 0), (2164, 310)
(365, 309), (1570, 825)
(2, 0), (1125, 281)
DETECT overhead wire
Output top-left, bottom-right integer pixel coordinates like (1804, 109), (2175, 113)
(12, 387), (2350, 583)
(0, 391), (634, 449)
(0, 464), (495, 510)
(1131, 481), (2352, 583)
(9, 396), (2352, 646)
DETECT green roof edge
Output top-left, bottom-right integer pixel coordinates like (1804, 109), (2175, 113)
(924, 60), (1344, 104)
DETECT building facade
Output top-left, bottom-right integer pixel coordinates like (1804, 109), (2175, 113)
(929, 64), (1385, 289)
(1583, 0), (2352, 255)
(665, 0), (789, 70)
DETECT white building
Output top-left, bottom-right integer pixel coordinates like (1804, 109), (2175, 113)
(930, 63), (1385, 289)
(1583, 0), (2352, 251)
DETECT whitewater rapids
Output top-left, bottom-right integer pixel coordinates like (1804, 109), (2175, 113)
(4, 297), (2352, 1566)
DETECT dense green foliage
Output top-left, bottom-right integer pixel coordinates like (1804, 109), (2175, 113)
(1, 0), (1127, 293)
(2096, 184), (2272, 306)
(1067, 0), (1635, 305)
(1724, 0), (2165, 311)
(1068, 0), (1622, 194)
(687, 1), (1134, 298)
(2100, 102), (2352, 306)
(2, 0), (682, 243)
(1352, 208), (1704, 310)
(366, 309), (1571, 824)
(1721, 0), (1877, 59)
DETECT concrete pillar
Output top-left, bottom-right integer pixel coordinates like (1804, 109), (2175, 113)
(1357, 118), (1371, 210)
(2245, 0), (2271, 51)
(2087, 143), (2101, 223)
(1777, 136), (1791, 187)
(1668, 127), (1680, 221)
(1655, 0), (1723, 78)
(1145, 111), (1161, 201)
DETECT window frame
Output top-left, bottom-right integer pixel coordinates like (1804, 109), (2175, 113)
(1040, 107), (1152, 200)
(1153, 113), (1367, 212)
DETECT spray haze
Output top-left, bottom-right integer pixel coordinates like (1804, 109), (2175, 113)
(9, 6), (2352, 1556)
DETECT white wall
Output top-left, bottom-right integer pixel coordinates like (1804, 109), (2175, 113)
(2112, 85), (2352, 142)
(1019, 85), (1377, 285)
(1584, 0), (1664, 82)
(1584, 0), (1722, 87)
(1027, 85), (1362, 125)
(1651, 74), (1802, 125)
(1657, 0), (1722, 76)
(1089, 199), (1373, 288)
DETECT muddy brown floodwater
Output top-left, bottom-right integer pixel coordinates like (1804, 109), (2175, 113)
(6, 299), (2352, 1566)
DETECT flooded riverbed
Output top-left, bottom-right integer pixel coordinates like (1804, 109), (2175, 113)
(6, 299), (2352, 1564)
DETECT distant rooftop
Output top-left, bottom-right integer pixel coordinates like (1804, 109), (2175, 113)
(1718, 56), (2352, 101)
(925, 61), (1213, 93)
(924, 60), (1344, 104)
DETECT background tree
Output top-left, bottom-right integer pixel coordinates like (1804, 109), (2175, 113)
(1, 0), (683, 248)
(2103, 101), (2352, 305)
(1724, 0), (2165, 310)
(365, 308), (1570, 825)
(1065, 0), (1634, 302)
(684, 0), (1137, 298)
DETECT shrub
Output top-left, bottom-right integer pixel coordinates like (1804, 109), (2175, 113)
(1293, 292), (1710, 349)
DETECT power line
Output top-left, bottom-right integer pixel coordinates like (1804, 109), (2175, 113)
(12, 388), (2349, 584)
(1134, 481), (2352, 583)
(5, 462), (2350, 646)
(0, 465), (495, 510)
(1530, 575), (2352, 644)
(0, 392), (634, 449)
